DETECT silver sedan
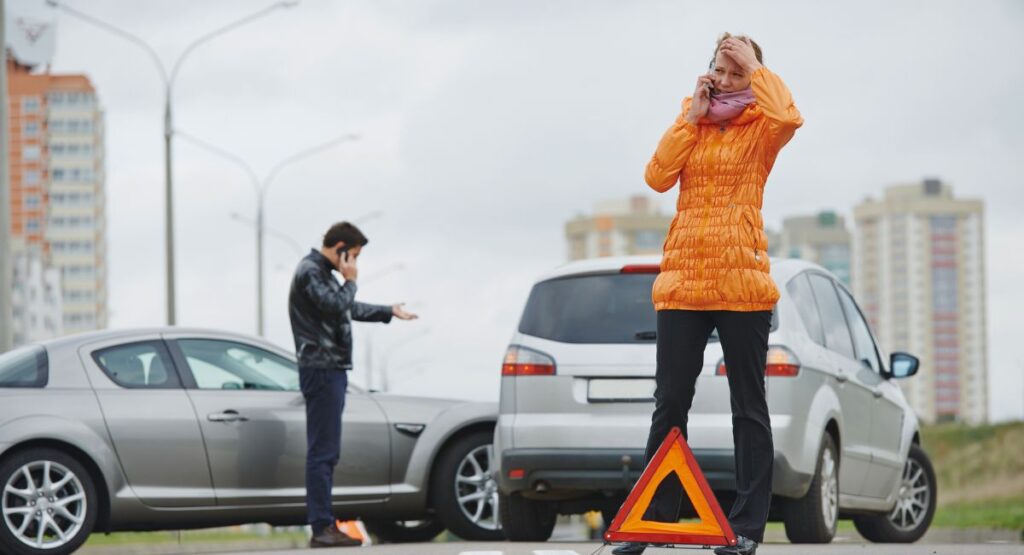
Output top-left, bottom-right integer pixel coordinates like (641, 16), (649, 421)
(0, 327), (501, 555)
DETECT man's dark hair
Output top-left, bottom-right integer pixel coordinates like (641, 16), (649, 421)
(322, 222), (368, 248)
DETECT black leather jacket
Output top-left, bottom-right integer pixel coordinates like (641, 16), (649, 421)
(288, 249), (392, 370)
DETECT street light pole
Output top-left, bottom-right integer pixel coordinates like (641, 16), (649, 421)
(0, 0), (12, 352)
(46, 0), (299, 326)
(177, 131), (360, 336)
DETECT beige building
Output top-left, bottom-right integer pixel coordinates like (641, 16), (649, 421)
(778, 211), (852, 285)
(7, 51), (108, 338)
(853, 179), (987, 424)
(565, 196), (673, 260)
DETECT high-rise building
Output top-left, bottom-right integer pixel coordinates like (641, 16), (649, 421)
(7, 43), (107, 338)
(778, 211), (852, 285)
(853, 179), (987, 424)
(11, 238), (63, 346)
(565, 195), (673, 260)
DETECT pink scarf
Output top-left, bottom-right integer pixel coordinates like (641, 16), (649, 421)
(705, 88), (755, 124)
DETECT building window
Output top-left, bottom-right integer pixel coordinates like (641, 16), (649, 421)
(24, 195), (40, 210)
(23, 121), (40, 137)
(26, 219), (40, 233)
(52, 168), (65, 181)
(21, 96), (41, 113)
(23, 170), (41, 185)
(633, 230), (663, 251)
(23, 146), (41, 161)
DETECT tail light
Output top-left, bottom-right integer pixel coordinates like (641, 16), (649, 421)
(716, 346), (800, 377)
(620, 264), (660, 274)
(502, 345), (556, 376)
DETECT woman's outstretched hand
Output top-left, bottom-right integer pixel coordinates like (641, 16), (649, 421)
(685, 74), (714, 125)
(718, 37), (763, 73)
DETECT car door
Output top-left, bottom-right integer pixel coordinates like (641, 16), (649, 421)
(79, 336), (214, 507)
(806, 273), (875, 497)
(165, 334), (391, 506)
(835, 287), (905, 498)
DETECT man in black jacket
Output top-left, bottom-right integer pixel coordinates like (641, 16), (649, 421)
(288, 222), (417, 548)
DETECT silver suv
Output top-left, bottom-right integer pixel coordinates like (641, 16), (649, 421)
(495, 256), (936, 544)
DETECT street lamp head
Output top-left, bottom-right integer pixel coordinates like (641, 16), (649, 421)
(45, 0), (60, 7)
(279, 0), (302, 7)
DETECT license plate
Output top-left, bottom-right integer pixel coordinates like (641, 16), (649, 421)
(587, 378), (656, 402)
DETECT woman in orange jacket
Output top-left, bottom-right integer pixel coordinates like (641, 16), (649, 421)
(614, 34), (802, 555)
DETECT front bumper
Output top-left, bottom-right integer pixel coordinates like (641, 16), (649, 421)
(498, 448), (812, 499)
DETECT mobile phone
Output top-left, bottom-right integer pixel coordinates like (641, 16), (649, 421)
(336, 246), (350, 262)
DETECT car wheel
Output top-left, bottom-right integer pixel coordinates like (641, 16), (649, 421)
(431, 430), (505, 541)
(0, 448), (98, 555)
(363, 518), (445, 543)
(499, 492), (556, 542)
(853, 444), (936, 543)
(784, 433), (838, 544)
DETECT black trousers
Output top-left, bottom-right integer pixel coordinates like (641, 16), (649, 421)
(641, 309), (774, 543)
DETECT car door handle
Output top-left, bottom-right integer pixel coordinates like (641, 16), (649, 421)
(872, 389), (884, 399)
(208, 410), (248, 423)
(834, 372), (848, 383)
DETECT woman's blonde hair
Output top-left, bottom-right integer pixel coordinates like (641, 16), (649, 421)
(710, 32), (763, 69)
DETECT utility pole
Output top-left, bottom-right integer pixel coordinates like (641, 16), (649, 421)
(0, 0), (14, 352)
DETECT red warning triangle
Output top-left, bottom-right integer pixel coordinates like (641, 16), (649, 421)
(605, 427), (737, 547)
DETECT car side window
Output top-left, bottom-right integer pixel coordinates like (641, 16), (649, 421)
(807, 274), (856, 360)
(177, 339), (299, 391)
(0, 345), (48, 388)
(786, 273), (825, 346)
(836, 286), (882, 373)
(92, 341), (181, 389)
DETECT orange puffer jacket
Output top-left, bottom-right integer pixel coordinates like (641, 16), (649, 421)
(645, 67), (802, 312)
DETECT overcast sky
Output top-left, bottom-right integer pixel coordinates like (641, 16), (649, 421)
(10, 0), (1024, 421)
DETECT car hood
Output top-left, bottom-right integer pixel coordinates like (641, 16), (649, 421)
(370, 393), (496, 426)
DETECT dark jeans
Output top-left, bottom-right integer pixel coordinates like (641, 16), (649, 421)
(299, 366), (348, 532)
(641, 310), (774, 543)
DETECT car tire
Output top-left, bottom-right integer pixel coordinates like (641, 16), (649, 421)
(784, 433), (839, 544)
(853, 444), (936, 543)
(499, 492), (556, 542)
(363, 518), (445, 543)
(0, 448), (98, 555)
(431, 430), (505, 541)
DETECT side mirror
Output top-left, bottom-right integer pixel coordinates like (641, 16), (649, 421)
(889, 352), (919, 379)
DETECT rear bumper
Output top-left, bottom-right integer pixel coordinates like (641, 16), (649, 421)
(498, 448), (812, 499)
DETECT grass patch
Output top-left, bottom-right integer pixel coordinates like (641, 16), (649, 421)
(932, 496), (1024, 531)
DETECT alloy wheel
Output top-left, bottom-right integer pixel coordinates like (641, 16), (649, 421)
(454, 444), (501, 531)
(819, 446), (838, 531)
(888, 457), (930, 532)
(2, 460), (88, 550)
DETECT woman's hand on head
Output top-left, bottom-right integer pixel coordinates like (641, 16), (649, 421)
(686, 74), (714, 125)
(718, 37), (762, 73)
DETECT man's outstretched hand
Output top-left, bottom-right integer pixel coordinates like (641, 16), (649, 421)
(392, 303), (419, 321)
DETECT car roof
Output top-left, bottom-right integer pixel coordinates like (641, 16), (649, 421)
(534, 255), (829, 285)
(36, 326), (277, 352)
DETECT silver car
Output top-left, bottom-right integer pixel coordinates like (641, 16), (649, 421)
(0, 327), (501, 555)
(495, 256), (936, 544)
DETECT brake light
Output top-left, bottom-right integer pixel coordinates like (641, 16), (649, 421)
(501, 345), (556, 376)
(716, 346), (800, 377)
(620, 264), (661, 274)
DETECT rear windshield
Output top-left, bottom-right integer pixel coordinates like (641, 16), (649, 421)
(0, 345), (49, 388)
(518, 272), (662, 344)
(519, 272), (778, 344)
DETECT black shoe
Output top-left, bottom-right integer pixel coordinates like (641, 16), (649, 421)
(713, 535), (758, 555)
(611, 544), (648, 555)
(309, 524), (361, 548)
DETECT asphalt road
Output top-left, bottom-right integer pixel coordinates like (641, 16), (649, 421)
(237, 542), (1024, 555)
